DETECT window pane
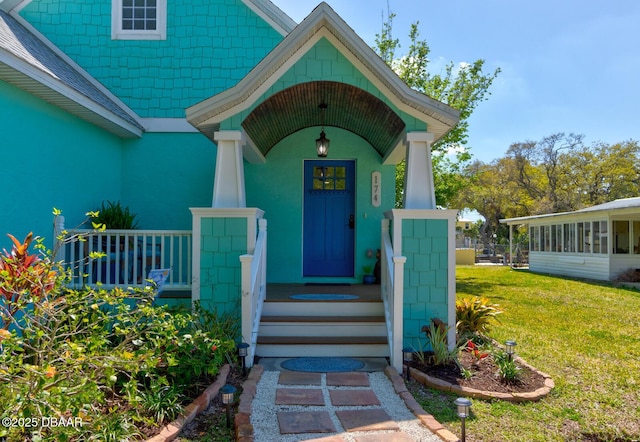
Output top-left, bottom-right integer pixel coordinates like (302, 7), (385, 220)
(634, 221), (640, 254)
(585, 222), (591, 253)
(577, 223), (584, 253)
(601, 221), (608, 254)
(613, 221), (630, 253)
(593, 221), (600, 254)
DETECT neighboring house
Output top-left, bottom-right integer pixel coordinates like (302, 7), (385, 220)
(501, 197), (640, 281)
(0, 0), (460, 370)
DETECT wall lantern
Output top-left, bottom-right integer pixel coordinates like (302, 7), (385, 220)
(220, 384), (237, 428)
(454, 397), (473, 441)
(505, 339), (517, 361)
(315, 103), (330, 157)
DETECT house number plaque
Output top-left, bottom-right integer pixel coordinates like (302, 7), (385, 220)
(371, 171), (381, 207)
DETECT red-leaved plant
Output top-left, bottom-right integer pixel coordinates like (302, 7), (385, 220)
(466, 339), (489, 361)
(0, 232), (57, 330)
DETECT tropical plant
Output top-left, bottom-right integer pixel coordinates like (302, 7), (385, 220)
(0, 229), (238, 440)
(424, 321), (459, 367)
(493, 350), (521, 384)
(456, 296), (503, 338)
(92, 200), (139, 230)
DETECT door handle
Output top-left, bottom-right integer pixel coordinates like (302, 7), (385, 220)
(349, 214), (355, 229)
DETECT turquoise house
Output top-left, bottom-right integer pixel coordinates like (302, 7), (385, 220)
(0, 0), (459, 371)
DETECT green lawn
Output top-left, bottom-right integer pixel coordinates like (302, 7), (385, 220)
(410, 265), (640, 442)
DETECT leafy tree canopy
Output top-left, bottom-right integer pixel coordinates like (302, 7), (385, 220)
(374, 12), (500, 207)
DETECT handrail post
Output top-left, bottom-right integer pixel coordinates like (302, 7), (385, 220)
(53, 215), (65, 262)
(391, 255), (406, 372)
(240, 254), (254, 349)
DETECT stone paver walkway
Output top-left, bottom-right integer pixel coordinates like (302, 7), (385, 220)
(246, 364), (458, 442)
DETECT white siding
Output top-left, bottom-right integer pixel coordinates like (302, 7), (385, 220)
(529, 253), (610, 281)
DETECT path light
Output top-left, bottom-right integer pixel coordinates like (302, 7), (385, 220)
(220, 384), (237, 428)
(402, 347), (413, 381)
(505, 339), (517, 361)
(454, 397), (472, 442)
(237, 342), (249, 376)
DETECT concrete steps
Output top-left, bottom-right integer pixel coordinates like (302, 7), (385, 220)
(255, 294), (389, 358)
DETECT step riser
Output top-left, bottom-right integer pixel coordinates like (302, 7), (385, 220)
(255, 344), (390, 358)
(262, 302), (383, 316)
(259, 323), (387, 337)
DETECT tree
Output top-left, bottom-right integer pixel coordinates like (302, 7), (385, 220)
(459, 135), (640, 246)
(374, 12), (500, 207)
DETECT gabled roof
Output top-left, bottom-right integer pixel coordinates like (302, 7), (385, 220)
(242, 0), (297, 36)
(187, 2), (459, 160)
(501, 197), (640, 225)
(0, 9), (143, 137)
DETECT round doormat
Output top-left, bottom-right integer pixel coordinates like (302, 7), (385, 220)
(281, 357), (365, 372)
(289, 294), (359, 301)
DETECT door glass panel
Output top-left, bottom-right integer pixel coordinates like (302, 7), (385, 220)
(312, 166), (348, 191)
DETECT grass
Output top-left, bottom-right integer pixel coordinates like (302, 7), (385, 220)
(409, 265), (640, 442)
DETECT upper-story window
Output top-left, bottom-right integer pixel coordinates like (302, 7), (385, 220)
(112, 0), (167, 40)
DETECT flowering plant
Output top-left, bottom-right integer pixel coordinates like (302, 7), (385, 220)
(466, 339), (489, 361)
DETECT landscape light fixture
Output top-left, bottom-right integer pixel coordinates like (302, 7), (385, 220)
(220, 384), (237, 428)
(505, 339), (517, 361)
(315, 103), (330, 157)
(402, 347), (414, 381)
(454, 397), (473, 442)
(237, 342), (249, 376)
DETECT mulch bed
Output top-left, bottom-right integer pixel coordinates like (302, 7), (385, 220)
(411, 351), (547, 394)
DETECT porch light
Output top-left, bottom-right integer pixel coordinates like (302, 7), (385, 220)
(237, 342), (249, 376)
(505, 339), (517, 361)
(402, 347), (413, 381)
(315, 103), (330, 157)
(220, 384), (237, 428)
(454, 397), (472, 442)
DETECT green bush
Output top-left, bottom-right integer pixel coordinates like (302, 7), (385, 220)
(456, 296), (503, 338)
(0, 232), (238, 441)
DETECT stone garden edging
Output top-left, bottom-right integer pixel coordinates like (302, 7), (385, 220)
(145, 364), (231, 442)
(409, 356), (555, 403)
(383, 366), (460, 442)
(235, 364), (264, 442)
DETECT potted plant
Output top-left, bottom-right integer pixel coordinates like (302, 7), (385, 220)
(90, 201), (139, 283)
(362, 265), (375, 284)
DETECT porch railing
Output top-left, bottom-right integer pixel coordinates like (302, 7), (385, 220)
(55, 222), (192, 290)
(381, 219), (406, 372)
(240, 218), (267, 368)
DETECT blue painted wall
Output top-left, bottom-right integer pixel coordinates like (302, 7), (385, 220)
(19, 0), (284, 118)
(245, 127), (396, 283)
(402, 218), (450, 349)
(121, 132), (216, 230)
(0, 80), (123, 249)
(198, 216), (247, 316)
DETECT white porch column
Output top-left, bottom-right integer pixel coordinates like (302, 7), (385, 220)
(403, 132), (436, 209)
(212, 131), (246, 208)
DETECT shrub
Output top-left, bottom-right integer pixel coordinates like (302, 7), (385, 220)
(493, 350), (521, 384)
(423, 321), (459, 367)
(456, 296), (503, 338)
(0, 232), (238, 441)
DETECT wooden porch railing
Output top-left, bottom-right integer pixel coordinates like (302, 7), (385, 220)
(381, 218), (406, 372)
(55, 219), (192, 290)
(240, 218), (267, 368)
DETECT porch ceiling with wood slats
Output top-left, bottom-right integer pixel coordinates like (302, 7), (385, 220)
(242, 81), (406, 158)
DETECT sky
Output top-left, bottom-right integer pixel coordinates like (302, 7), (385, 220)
(272, 0), (640, 164)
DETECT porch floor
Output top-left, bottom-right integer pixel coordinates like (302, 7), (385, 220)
(266, 283), (381, 302)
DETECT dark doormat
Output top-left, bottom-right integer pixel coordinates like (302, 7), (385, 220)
(304, 283), (351, 286)
(289, 294), (359, 300)
(281, 357), (365, 372)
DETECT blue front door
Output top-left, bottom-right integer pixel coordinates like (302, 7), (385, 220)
(303, 160), (355, 277)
